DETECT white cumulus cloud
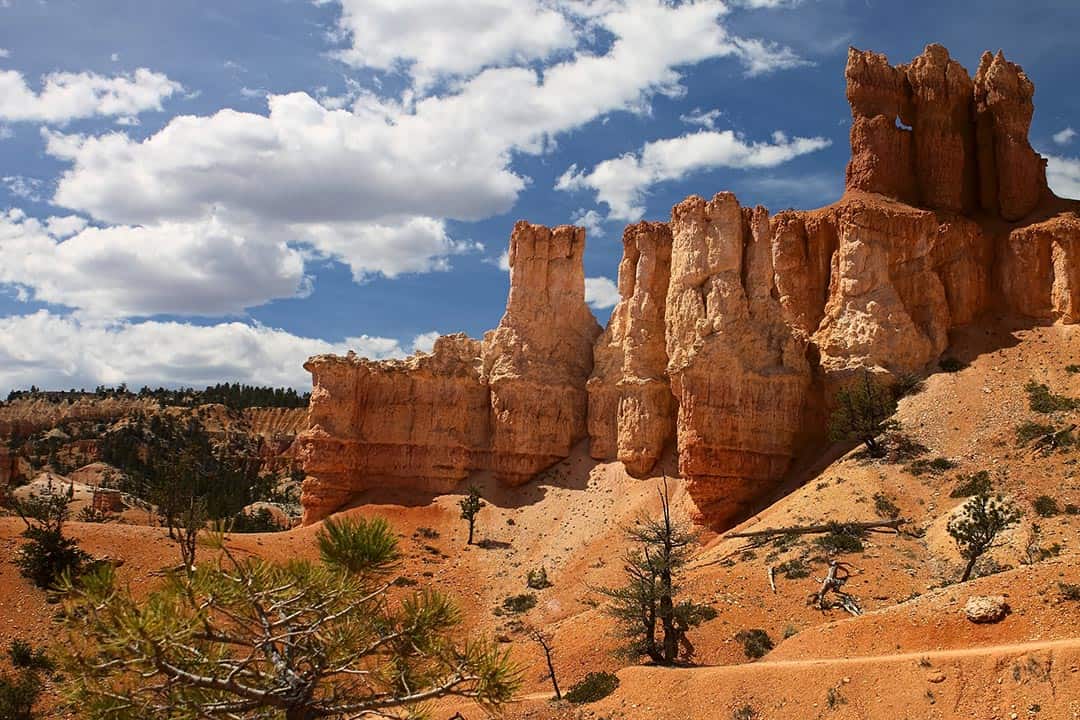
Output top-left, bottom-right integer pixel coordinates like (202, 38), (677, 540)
(0, 210), (307, 318)
(0, 68), (181, 123)
(584, 276), (620, 309)
(39, 1), (808, 285)
(556, 129), (831, 221)
(0, 311), (420, 393)
(680, 107), (724, 130)
(571, 208), (608, 238)
(1053, 127), (1076, 145)
(324, 0), (578, 88)
(1047, 154), (1080, 199)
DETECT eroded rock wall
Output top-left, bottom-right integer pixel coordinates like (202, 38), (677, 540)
(298, 224), (599, 522)
(482, 222), (602, 485)
(664, 195), (810, 524)
(297, 335), (490, 523)
(301, 43), (1080, 527)
(588, 222), (674, 476)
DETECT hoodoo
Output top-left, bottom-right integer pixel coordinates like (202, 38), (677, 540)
(298, 44), (1080, 526)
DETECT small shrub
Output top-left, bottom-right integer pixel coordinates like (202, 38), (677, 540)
(12, 496), (87, 591)
(873, 492), (900, 518)
(770, 533), (801, 550)
(828, 372), (898, 457)
(782, 624), (799, 639)
(392, 576), (418, 587)
(1015, 421), (1057, 446)
(1033, 495), (1060, 517)
(526, 567), (553, 590)
(564, 671), (619, 704)
(948, 493), (1022, 581)
(732, 705), (757, 720)
(16, 521), (88, 589)
(827, 685), (847, 708)
(884, 432), (928, 462)
(892, 374), (924, 399)
(938, 357), (967, 373)
(815, 524), (866, 554)
(735, 629), (774, 659)
(776, 558), (810, 579)
(1059, 583), (1080, 601)
(1065, 504), (1079, 515)
(500, 593), (537, 614)
(0, 670), (42, 720)
(8, 641), (53, 673)
(75, 505), (113, 523)
(1066, 364), (1080, 374)
(906, 457), (957, 476)
(1034, 543), (1062, 560)
(229, 507), (284, 533)
(1025, 381), (1079, 413)
(949, 470), (992, 498)
(413, 526), (440, 540)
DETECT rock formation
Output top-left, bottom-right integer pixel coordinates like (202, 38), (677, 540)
(297, 222), (599, 523)
(299, 43), (1080, 527)
(588, 222), (674, 477)
(663, 195), (810, 523)
(298, 334), (490, 523)
(482, 222), (602, 485)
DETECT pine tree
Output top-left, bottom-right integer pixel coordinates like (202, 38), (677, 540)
(459, 485), (484, 545)
(948, 493), (1022, 581)
(598, 479), (715, 665)
(61, 517), (520, 720)
(828, 371), (899, 457)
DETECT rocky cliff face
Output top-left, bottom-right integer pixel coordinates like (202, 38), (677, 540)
(482, 222), (602, 485)
(588, 221), (674, 477)
(663, 195), (810, 524)
(299, 43), (1080, 527)
(297, 223), (599, 523)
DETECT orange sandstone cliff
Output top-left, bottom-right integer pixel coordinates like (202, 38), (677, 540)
(297, 43), (1080, 526)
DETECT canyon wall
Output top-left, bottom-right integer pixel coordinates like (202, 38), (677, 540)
(296, 223), (600, 523)
(299, 44), (1080, 526)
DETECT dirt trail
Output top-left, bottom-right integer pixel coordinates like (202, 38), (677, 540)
(735, 636), (1080, 667)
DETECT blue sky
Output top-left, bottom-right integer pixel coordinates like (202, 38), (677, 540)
(1, 0), (1079, 392)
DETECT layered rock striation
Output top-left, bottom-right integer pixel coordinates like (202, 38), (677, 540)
(296, 223), (600, 523)
(300, 44), (1080, 526)
(587, 221), (674, 477)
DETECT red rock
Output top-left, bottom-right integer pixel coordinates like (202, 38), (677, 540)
(299, 44), (1080, 529)
(588, 222), (674, 476)
(666, 194), (810, 524)
(482, 222), (602, 485)
(974, 51), (1047, 220)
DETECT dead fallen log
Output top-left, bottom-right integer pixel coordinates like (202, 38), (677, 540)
(727, 518), (905, 540)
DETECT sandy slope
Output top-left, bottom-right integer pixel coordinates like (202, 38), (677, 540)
(1, 318), (1079, 718)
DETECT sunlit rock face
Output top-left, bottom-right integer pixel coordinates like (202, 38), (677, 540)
(300, 44), (1079, 528)
(588, 221), (675, 478)
(481, 222), (602, 486)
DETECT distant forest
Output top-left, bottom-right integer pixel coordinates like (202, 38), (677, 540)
(5, 383), (312, 409)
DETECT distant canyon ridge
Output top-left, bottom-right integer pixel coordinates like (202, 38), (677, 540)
(297, 44), (1080, 527)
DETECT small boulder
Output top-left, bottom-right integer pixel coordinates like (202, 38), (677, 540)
(964, 595), (1009, 623)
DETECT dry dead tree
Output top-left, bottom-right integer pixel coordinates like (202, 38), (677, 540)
(727, 519), (904, 540)
(810, 560), (862, 616)
(527, 626), (562, 701)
